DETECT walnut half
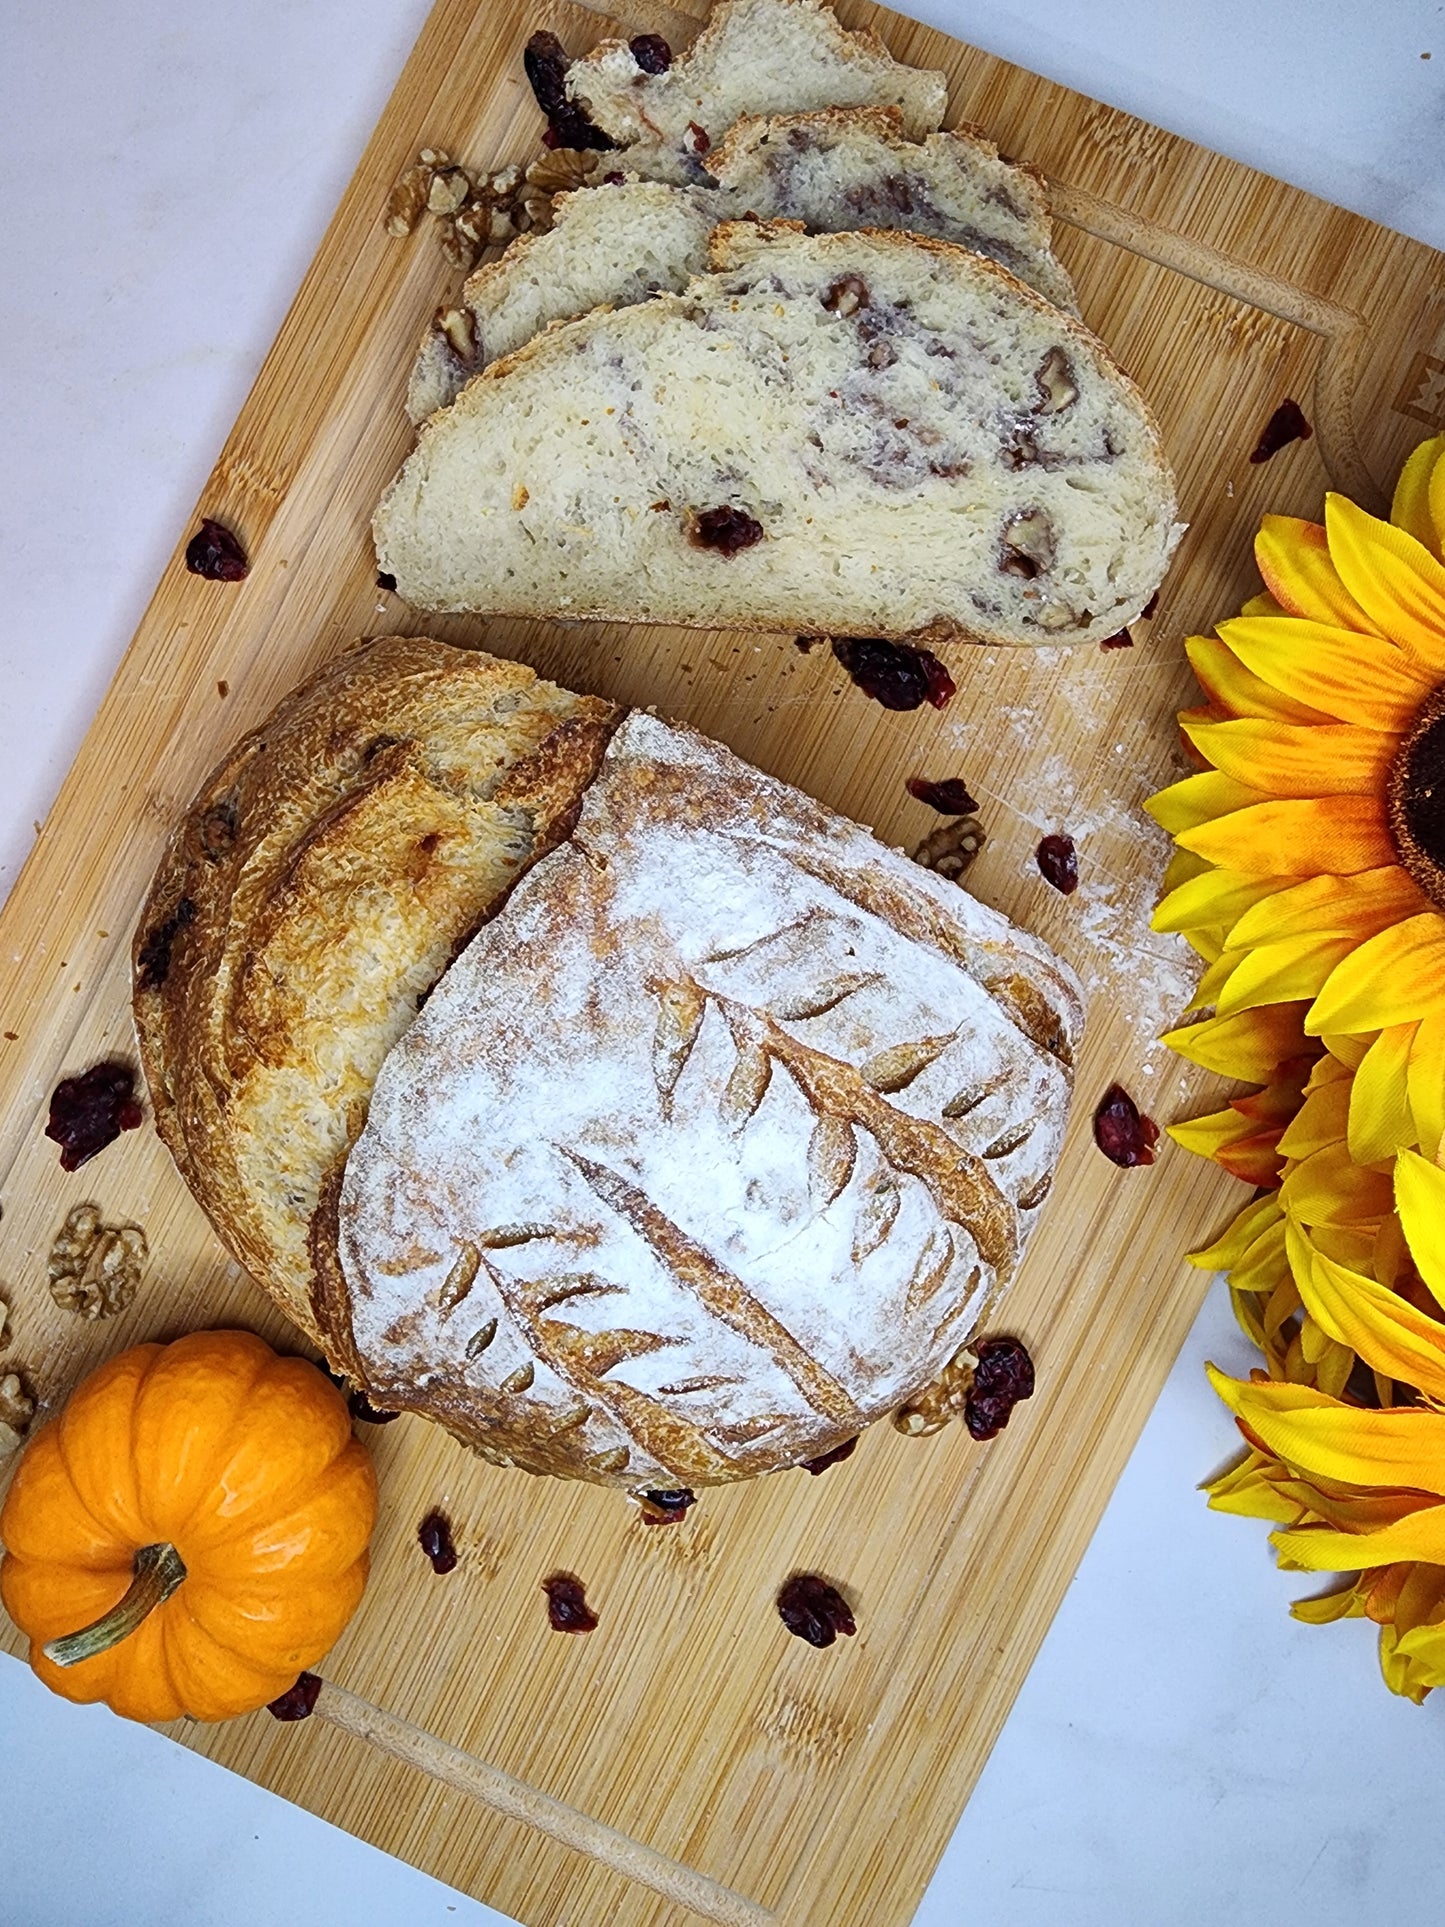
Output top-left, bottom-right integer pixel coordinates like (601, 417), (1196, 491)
(0, 1370), (34, 1458)
(47, 1202), (147, 1319)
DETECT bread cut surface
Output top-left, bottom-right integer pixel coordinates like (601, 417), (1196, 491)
(405, 109), (1077, 424)
(566, 0), (947, 185)
(133, 636), (618, 1347)
(336, 711), (1082, 1488)
(377, 223), (1179, 648)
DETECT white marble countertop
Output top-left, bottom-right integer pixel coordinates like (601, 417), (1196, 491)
(2, 2), (1443, 1921)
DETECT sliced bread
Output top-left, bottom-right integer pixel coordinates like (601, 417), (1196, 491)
(376, 223), (1180, 649)
(405, 108), (1078, 424)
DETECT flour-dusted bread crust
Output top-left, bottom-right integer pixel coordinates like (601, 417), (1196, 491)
(377, 224), (1179, 648)
(335, 712), (1083, 1490)
(405, 109), (1077, 425)
(566, 0), (947, 185)
(133, 636), (618, 1350)
(712, 107), (1078, 314)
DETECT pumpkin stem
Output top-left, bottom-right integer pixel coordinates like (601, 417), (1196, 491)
(43, 1541), (188, 1668)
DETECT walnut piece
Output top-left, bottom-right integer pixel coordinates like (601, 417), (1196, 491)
(0, 1370), (34, 1457)
(47, 1202), (147, 1319)
(912, 816), (986, 882)
(894, 1345), (974, 1436)
(0, 1296), (9, 1350)
(384, 163), (432, 236)
(525, 148), (608, 198)
(426, 164), (472, 215)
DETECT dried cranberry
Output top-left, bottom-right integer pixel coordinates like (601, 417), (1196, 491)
(135, 896), (197, 992)
(267, 1672), (322, 1721)
(418, 1510), (458, 1574)
(45, 1062), (143, 1172)
(777, 1574), (856, 1647)
(690, 506), (763, 555)
(543, 1572), (598, 1633)
(629, 32), (672, 72)
(638, 1486), (697, 1524)
(1099, 629), (1133, 650)
(1036, 833), (1079, 895)
(963, 1336), (1035, 1441)
(1093, 1083), (1160, 1167)
(906, 776), (979, 815)
(685, 121), (711, 155)
(348, 1387), (400, 1424)
(801, 1436), (858, 1475)
(184, 517), (249, 582)
(376, 571), (397, 592)
(522, 30), (615, 152)
(1249, 399), (1312, 463)
(832, 638), (955, 711)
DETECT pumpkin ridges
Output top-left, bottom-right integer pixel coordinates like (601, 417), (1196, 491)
(128, 1331), (275, 1542)
(0, 1424), (123, 1567)
(53, 1345), (159, 1547)
(98, 1611), (186, 1724)
(181, 1353), (357, 1553)
(183, 1560), (369, 1673)
(161, 1593), (297, 1722)
(207, 1445), (378, 1578)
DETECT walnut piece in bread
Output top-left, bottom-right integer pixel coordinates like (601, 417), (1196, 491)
(133, 636), (619, 1349)
(377, 223), (1180, 648)
(333, 711), (1082, 1489)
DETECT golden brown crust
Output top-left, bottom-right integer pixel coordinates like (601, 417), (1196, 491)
(133, 635), (619, 1355)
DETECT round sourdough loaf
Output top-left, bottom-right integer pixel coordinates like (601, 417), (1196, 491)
(132, 635), (618, 1350)
(329, 711), (1083, 1489)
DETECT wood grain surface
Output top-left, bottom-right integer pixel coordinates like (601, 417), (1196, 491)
(0, 0), (1441, 1922)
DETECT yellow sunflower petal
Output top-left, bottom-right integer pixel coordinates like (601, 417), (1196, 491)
(1394, 1148), (1445, 1307)
(1234, 1217), (1290, 1293)
(1176, 795), (1395, 877)
(1161, 847), (1214, 893)
(1255, 515), (1381, 631)
(1211, 1365), (1445, 1495)
(1181, 718), (1397, 799)
(1325, 494), (1445, 669)
(1168, 1104), (1260, 1161)
(1308, 913), (1445, 1032)
(1187, 947), (1242, 1012)
(1349, 1023), (1418, 1165)
(1282, 1142), (1393, 1226)
(1229, 867), (1426, 948)
(1240, 590), (1287, 618)
(1144, 770), (1272, 836)
(1288, 1222), (1445, 1401)
(1152, 866), (1292, 939)
(1276, 1070), (1351, 1161)
(1185, 634), (1334, 724)
(1162, 1003), (1311, 1081)
(1292, 1580), (1368, 1624)
(1206, 1449), (1306, 1522)
(1215, 935), (1361, 1016)
(1407, 1017), (1445, 1162)
(1432, 445), (1445, 559)
(1391, 433), (1445, 559)
(1216, 615), (1434, 730)
(1274, 1506), (1445, 1572)
(1187, 1193), (1285, 1271)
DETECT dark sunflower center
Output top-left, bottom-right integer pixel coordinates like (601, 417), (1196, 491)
(1387, 683), (1445, 910)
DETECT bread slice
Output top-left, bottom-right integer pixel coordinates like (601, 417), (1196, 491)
(133, 636), (618, 1354)
(405, 108), (1078, 424)
(336, 710), (1082, 1488)
(377, 223), (1180, 649)
(566, 0), (947, 185)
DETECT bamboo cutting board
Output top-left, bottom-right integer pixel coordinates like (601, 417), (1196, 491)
(1, 1), (1442, 1921)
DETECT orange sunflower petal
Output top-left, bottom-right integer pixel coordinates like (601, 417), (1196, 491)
(1162, 1003), (1311, 1081)
(1144, 770), (1272, 836)
(1214, 615), (1433, 730)
(1391, 433), (1445, 559)
(1308, 913), (1445, 1033)
(1255, 515), (1381, 631)
(1325, 493), (1445, 669)
(1184, 634), (1334, 724)
(1208, 1364), (1445, 1493)
(1229, 866), (1426, 948)
(1181, 717), (1397, 799)
(1175, 795), (1395, 877)
(1349, 1023), (1418, 1165)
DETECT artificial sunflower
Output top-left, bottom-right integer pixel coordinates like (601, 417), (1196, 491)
(1147, 429), (1445, 1168)
(1206, 1152), (1445, 1702)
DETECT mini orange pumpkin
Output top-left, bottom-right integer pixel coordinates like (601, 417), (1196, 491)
(0, 1329), (377, 1723)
